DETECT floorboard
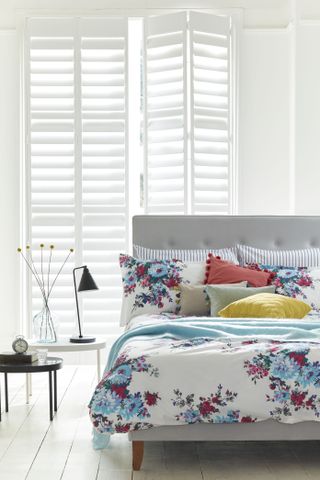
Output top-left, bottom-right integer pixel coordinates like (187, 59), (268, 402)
(1, 367), (320, 480)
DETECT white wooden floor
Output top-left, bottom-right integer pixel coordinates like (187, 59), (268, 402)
(1, 366), (320, 480)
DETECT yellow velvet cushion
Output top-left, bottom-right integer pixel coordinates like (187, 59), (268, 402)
(218, 293), (311, 319)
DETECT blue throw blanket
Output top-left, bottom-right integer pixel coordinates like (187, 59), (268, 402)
(107, 317), (320, 369)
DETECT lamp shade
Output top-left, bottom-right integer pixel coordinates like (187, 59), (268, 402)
(77, 266), (98, 292)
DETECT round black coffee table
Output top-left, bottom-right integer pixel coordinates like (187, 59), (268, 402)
(0, 357), (63, 421)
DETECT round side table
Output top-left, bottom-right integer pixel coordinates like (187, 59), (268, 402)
(27, 338), (106, 380)
(25, 339), (106, 403)
(0, 357), (63, 421)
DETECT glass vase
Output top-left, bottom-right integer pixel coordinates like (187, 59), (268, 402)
(33, 303), (58, 343)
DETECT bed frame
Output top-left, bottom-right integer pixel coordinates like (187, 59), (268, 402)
(130, 215), (320, 470)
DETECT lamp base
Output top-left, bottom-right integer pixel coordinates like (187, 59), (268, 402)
(69, 335), (96, 344)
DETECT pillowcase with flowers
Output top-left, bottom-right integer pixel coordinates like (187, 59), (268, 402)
(246, 263), (320, 314)
(119, 254), (194, 326)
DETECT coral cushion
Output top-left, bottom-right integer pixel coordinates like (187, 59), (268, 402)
(205, 255), (272, 287)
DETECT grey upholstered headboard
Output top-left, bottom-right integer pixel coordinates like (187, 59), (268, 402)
(132, 216), (320, 254)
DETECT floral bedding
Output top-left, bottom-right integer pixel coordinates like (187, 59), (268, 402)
(89, 314), (320, 446)
(248, 264), (320, 313)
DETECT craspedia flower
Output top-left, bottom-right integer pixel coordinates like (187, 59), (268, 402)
(26, 245), (30, 250)
(40, 243), (44, 248)
(17, 247), (22, 252)
(50, 244), (54, 249)
(70, 248), (74, 253)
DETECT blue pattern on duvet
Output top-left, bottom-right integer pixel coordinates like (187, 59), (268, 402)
(89, 315), (320, 448)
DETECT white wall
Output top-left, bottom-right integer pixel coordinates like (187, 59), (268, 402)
(238, 29), (291, 214)
(1, 0), (320, 349)
(295, 22), (320, 214)
(0, 31), (20, 348)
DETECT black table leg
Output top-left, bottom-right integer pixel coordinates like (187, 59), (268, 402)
(4, 373), (8, 412)
(48, 371), (53, 421)
(53, 370), (57, 412)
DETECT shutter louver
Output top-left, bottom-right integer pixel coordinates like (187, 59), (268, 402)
(144, 12), (187, 214)
(27, 17), (127, 342)
(190, 12), (231, 214)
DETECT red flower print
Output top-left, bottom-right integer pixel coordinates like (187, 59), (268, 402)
(306, 398), (315, 408)
(111, 385), (127, 399)
(289, 352), (306, 366)
(141, 278), (150, 287)
(247, 364), (268, 379)
(144, 391), (160, 406)
(199, 400), (214, 416)
(297, 277), (312, 287)
(115, 423), (131, 433)
(136, 265), (147, 277)
(211, 395), (220, 404)
(272, 277), (282, 288)
(290, 391), (306, 406)
(241, 416), (256, 423)
(164, 277), (178, 288)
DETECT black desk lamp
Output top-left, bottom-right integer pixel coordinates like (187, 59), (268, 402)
(70, 266), (98, 344)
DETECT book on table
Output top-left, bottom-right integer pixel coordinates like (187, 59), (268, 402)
(0, 351), (38, 364)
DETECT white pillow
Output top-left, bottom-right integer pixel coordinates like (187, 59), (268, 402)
(133, 245), (238, 264)
(237, 244), (320, 267)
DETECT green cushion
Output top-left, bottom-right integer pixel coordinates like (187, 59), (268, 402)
(206, 285), (276, 317)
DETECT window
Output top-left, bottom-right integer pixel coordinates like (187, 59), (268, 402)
(24, 12), (235, 342)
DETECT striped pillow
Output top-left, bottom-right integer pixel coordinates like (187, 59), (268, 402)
(133, 245), (238, 264)
(237, 244), (320, 267)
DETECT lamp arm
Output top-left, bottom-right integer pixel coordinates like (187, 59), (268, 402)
(73, 266), (87, 338)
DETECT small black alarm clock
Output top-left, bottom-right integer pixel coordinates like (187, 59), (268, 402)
(12, 335), (29, 354)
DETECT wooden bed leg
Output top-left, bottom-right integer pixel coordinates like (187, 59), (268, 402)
(132, 441), (144, 471)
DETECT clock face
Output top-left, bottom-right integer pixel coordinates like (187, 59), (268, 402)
(12, 337), (28, 354)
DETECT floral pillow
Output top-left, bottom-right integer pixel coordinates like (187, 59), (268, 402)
(120, 254), (195, 326)
(247, 263), (320, 313)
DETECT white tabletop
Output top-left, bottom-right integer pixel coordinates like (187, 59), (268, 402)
(27, 338), (107, 352)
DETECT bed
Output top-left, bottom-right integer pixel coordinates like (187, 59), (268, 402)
(90, 215), (320, 470)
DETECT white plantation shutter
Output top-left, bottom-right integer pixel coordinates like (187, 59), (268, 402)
(144, 12), (188, 214)
(190, 12), (231, 214)
(144, 11), (233, 214)
(27, 18), (76, 337)
(25, 13), (235, 341)
(80, 18), (127, 337)
(26, 17), (127, 342)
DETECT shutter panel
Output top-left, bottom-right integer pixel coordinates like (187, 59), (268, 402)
(27, 18), (76, 334)
(144, 12), (188, 214)
(26, 17), (127, 342)
(190, 12), (231, 214)
(80, 18), (127, 340)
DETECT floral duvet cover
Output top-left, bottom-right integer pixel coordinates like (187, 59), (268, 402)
(89, 314), (320, 447)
